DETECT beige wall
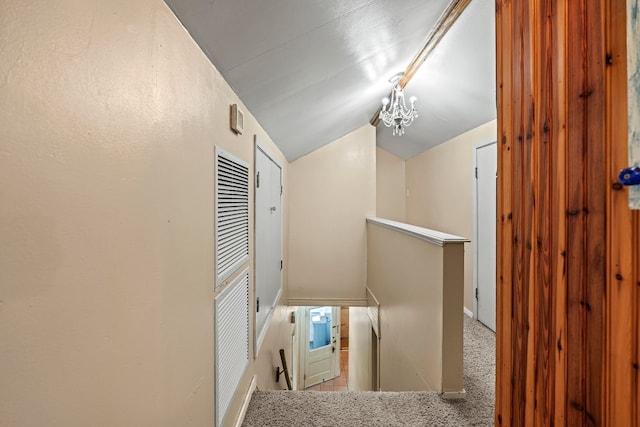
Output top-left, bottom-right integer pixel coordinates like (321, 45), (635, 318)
(288, 125), (376, 305)
(405, 120), (497, 311)
(366, 222), (464, 393)
(347, 307), (372, 391)
(0, 1), (291, 426)
(376, 147), (406, 222)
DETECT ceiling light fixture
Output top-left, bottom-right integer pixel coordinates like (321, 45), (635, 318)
(379, 72), (418, 136)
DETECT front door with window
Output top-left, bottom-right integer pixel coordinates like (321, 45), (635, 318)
(303, 306), (340, 388)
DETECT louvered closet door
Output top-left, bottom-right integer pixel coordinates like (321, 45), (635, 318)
(255, 144), (282, 349)
(215, 269), (249, 427)
(215, 149), (249, 287)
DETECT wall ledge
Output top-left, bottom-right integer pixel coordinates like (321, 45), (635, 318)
(366, 217), (469, 247)
(288, 298), (368, 307)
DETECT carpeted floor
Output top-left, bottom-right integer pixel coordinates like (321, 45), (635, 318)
(242, 315), (495, 427)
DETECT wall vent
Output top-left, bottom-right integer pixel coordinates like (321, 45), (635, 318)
(215, 148), (249, 287)
(215, 268), (250, 427)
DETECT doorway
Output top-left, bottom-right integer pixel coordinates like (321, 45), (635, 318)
(304, 307), (351, 391)
(474, 141), (497, 331)
(294, 306), (375, 391)
(301, 306), (341, 389)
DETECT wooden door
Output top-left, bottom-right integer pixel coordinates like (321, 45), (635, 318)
(495, 0), (640, 425)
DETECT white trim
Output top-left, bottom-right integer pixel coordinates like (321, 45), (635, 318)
(255, 288), (283, 354)
(463, 306), (473, 318)
(288, 298), (368, 307)
(440, 389), (467, 400)
(233, 375), (257, 427)
(366, 287), (381, 338)
(294, 307), (306, 389)
(366, 217), (469, 246)
(254, 136), (284, 169)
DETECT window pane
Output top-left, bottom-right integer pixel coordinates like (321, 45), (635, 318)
(309, 307), (332, 350)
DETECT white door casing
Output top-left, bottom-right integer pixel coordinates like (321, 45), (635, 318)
(474, 141), (497, 331)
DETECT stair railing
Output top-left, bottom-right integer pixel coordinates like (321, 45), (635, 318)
(275, 348), (292, 390)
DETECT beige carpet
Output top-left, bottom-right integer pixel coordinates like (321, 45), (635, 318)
(242, 316), (495, 426)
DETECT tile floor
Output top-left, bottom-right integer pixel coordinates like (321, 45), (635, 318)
(306, 348), (349, 392)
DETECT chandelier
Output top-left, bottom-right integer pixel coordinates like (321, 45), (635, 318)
(379, 73), (418, 136)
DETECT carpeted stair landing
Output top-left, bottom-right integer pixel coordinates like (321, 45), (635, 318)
(243, 390), (487, 427)
(242, 316), (495, 426)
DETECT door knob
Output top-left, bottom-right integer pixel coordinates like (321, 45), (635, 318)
(619, 166), (640, 186)
(270, 206), (277, 212)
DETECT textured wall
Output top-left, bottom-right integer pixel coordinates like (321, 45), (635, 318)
(375, 147), (406, 222)
(288, 125), (376, 305)
(0, 1), (290, 426)
(406, 120), (496, 312)
(366, 222), (465, 393)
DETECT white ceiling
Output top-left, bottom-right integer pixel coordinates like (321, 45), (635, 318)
(163, 0), (496, 161)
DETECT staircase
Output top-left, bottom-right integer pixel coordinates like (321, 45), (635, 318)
(241, 316), (496, 427)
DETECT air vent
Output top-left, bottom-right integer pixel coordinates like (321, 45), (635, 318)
(215, 148), (249, 287)
(215, 268), (249, 427)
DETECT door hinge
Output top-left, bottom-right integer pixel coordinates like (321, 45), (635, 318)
(256, 297), (260, 312)
(280, 260), (283, 270)
(475, 167), (478, 179)
(281, 184), (283, 195)
(256, 171), (260, 188)
(475, 288), (478, 299)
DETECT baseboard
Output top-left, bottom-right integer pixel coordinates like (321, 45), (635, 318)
(234, 375), (257, 427)
(288, 298), (368, 307)
(440, 389), (467, 400)
(463, 307), (473, 318)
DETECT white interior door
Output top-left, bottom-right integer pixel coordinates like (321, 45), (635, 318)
(475, 142), (497, 331)
(303, 306), (340, 388)
(255, 145), (282, 350)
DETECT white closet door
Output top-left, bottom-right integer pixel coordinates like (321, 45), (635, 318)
(215, 269), (249, 427)
(476, 142), (497, 331)
(255, 144), (282, 349)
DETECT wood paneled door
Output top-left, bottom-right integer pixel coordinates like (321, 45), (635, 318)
(495, 0), (640, 425)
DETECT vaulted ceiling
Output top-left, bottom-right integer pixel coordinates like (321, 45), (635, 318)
(163, 0), (496, 161)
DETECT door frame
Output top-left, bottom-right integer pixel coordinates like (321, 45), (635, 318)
(472, 139), (498, 322)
